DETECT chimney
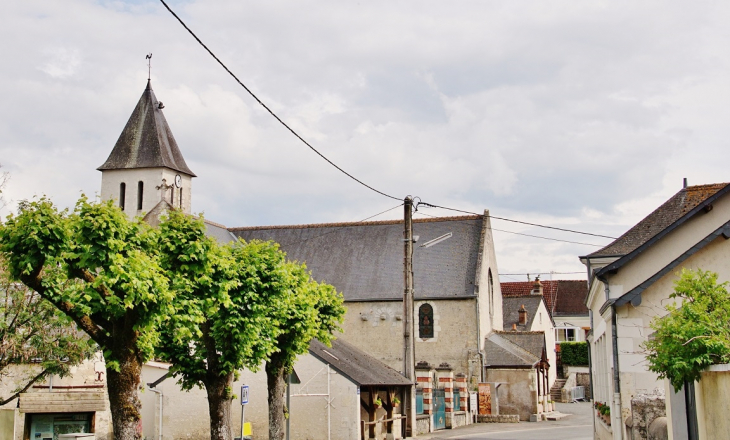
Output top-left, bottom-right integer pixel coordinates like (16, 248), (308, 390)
(518, 304), (528, 325)
(512, 323), (517, 331)
(532, 277), (543, 295)
(683, 177), (688, 189)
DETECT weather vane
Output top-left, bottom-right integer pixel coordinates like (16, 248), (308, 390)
(146, 53), (152, 80)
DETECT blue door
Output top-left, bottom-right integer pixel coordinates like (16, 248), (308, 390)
(433, 389), (446, 430)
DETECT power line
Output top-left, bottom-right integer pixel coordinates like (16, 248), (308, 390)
(159, 0), (618, 243)
(417, 202), (617, 240)
(499, 272), (585, 276)
(413, 211), (605, 247)
(491, 228), (603, 247)
(158, 0), (400, 202)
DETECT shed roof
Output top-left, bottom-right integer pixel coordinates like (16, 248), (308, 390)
(309, 338), (412, 387)
(98, 80), (196, 177)
(484, 331), (544, 368)
(230, 215), (484, 301)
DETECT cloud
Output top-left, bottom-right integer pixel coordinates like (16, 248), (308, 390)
(1, 0), (729, 278)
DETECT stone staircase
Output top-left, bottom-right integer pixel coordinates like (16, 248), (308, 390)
(550, 379), (566, 402)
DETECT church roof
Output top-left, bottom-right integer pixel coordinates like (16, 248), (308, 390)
(98, 80), (196, 177)
(229, 215), (485, 302)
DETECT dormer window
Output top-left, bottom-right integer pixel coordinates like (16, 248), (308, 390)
(119, 183), (126, 211)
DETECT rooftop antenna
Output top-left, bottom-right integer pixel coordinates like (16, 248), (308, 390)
(146, 53), (152, 80)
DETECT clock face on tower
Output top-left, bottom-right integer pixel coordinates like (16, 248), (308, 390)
(174, 174), (182, 188)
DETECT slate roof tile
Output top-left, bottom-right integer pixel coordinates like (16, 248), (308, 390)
(230, 215), (484, 301)
(588, 183), (728, 258)
(309, 338), (412, 386)
(98, 80), (195, 176)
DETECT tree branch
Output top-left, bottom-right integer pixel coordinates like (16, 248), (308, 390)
(19, 271), (109, 347)
(0, 367), (51, 406)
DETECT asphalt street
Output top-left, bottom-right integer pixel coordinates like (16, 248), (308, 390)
(416, 402), (594, 440)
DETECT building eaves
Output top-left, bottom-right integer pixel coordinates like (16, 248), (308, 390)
(586, 183), (730, 278)
(614, 220), (730, 308)
(308, 338), (412, 387)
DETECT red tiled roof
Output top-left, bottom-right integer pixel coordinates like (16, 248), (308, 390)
(500, 280), (588, 317)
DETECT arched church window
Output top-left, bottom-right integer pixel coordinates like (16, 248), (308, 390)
(137, 181), (144, 210)
(119, 183), (126, 211)
(418, 303), (434, 339)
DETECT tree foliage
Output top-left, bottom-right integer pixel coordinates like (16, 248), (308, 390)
(0, 257), (96, 405)
(0, 197), (173, 439)
(560, 341), (589, 366)
(266, 261), (345, 440)
(643, 268), (730, 390)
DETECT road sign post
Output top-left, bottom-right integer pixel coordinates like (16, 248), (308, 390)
(241, 385), (249, 439)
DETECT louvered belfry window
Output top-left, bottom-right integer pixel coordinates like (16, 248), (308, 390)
(419, 303), (434, 339)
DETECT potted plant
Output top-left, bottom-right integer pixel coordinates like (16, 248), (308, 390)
(392, 396), (401, 407)
(373, 396), (382, 409)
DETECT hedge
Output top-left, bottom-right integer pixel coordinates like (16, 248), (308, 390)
(561, 341), (589, 366)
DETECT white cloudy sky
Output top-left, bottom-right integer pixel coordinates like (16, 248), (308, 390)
(1, 0), (729, 281)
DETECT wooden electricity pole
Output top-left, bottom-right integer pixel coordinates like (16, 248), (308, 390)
(403, 196), (416, 437)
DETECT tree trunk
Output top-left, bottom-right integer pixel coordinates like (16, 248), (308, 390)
(106, 349), (143, 440)
(266, 357), (288, 440)
(205, 371), (235, 440)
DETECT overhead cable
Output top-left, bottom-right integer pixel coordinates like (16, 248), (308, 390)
(158, 0), (400, 201)
(417, 202), (617, 240)
(413, 211), (604, 247)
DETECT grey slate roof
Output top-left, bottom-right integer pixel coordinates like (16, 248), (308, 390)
(98, 80), (196, 177)
(203, 219), (237, 243)
(587, 183), (729, 258)
(484, 332), (544, 368)
(229, 215), (484, 302)
(309, 338), (412, 387)
(502, 296), (545, 331)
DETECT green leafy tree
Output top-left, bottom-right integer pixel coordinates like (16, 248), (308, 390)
(0, 258), (96, 405)
(643, 268), (730, 390)
(265, 263), (345, 440)
(0, 198), (173, 439)
(155, 211), (285, 440)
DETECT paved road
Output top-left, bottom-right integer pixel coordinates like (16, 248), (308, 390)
(416, 402), (594, 440)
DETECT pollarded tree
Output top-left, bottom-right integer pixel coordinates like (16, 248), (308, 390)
(0, 257), (96, 405)
(155, 211), (286, 440)
(0, 197), (173, 439)
(266, 263), (345, 440)
(643, 268), (730, 390)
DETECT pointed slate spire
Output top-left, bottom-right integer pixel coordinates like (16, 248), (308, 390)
(98, 80), (196, 176)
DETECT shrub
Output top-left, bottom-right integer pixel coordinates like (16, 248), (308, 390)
(561, 341), (589, 366)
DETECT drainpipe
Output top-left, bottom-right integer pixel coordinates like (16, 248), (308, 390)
(147, 372), (170, 440)
(599, 274), (623, 440)
(148, 387), (163, 440)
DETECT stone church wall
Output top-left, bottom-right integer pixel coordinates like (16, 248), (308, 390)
(341, 298), (480, 380)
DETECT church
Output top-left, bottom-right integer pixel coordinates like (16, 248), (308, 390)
(1, 80), (557, 439)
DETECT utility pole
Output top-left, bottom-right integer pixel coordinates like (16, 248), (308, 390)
(403, 196), (416, 438)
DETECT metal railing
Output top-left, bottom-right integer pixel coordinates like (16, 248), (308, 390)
(570, 386), (586, 402)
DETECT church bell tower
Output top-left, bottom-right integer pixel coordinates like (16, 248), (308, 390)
(98, 80), (195, 219)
